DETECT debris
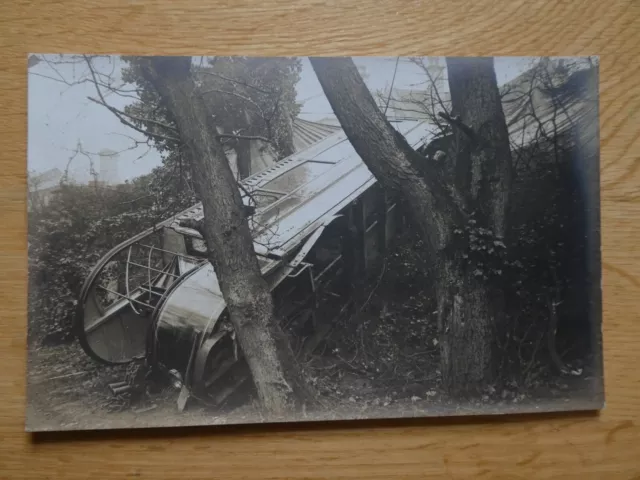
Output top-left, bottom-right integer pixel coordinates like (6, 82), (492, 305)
(133, 404), (157, 414)
(41, 371), (86, 383)
(177, 385), (190, 412)
(111, 385), (131, 395)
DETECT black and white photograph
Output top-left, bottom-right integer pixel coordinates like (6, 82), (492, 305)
(26, 54), (603, 432)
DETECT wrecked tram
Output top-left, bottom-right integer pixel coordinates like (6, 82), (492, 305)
(76, 119), (431, 409)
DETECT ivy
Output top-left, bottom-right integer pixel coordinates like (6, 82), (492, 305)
(450, 212), (508, 281)
(28, 165), (195, 345)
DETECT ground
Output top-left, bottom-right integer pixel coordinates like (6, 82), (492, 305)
(25, 340), (599, 432)
(25, 232), (601, 432)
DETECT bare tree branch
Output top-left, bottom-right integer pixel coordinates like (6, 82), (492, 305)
(30, 56), (140, 99)
(117, 193), (153, 206)
(195, 70), (273, 94)
(83, 55), (182, 146)
(216, 133), (273, 143)
(86, 97), (180, 144)
(383, 57), (400, 115)
(87, 96), (178, 133)
(199, 88), (265, 115)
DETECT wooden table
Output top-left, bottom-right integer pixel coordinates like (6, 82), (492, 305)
(1, 0), (639, 478)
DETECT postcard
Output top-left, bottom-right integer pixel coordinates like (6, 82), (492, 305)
(26, 54), (603, 431)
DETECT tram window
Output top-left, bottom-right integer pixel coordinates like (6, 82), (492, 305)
(247, 192), (282, 209)
(309, 218), (348, 277)
(189, 238), (207, 255)
(362, 185), (385, 228)
(262, 161), (332, 195)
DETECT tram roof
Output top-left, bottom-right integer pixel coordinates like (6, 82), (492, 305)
(170, 119), (431, 260)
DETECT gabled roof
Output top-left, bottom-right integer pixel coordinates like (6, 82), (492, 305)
(292, 118), (341, 152)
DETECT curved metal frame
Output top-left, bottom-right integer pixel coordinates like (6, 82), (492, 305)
(124, 246), (142, 316)
(144, 261), (208, 369)
(192, 330), (232, 388)
(74, 218), (203, 365)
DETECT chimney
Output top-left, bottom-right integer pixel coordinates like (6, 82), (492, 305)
(98, 149), (120, 185)
(426, 57), (445, 93)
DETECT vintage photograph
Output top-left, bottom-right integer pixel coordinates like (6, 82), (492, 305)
(26, 54), (603, 432)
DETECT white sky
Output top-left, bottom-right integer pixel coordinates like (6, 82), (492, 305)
(27, 55), (536, 183)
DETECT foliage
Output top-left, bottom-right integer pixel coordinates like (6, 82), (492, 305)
(198, 57), (302, 158)
(27, 167), (195, 344)
(120, 56), (303, 174)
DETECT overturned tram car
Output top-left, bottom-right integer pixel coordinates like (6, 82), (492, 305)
(76, 120), (430, 408)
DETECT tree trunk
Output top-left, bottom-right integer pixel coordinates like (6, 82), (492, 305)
(436, 257), (495, 395)
(311, 57), (512, 396)
(310, 57), (460, 256)
(441, 58), (512, 392)
(446, 57), (512, 238)
(141, 57), (308, 415)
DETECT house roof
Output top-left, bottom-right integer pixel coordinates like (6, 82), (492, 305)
(500, 64), (598, 148)
(291, 118), (341, 152)
(383, 62), (597, 147)
(29, 167), (63, 191)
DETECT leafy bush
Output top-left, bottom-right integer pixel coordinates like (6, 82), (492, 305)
(27, 165), (195, 345)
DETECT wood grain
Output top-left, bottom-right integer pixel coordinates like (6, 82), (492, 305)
(1, 0), (640, 477)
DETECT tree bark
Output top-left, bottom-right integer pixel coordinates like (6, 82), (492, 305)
(446, 57), (512, 238)
(310, 57), (462, 257)
(441, 58), (512, 392)
(436, 257), (496, 394)
(140, 57), (308, 415)
(311, 57), (512, 396)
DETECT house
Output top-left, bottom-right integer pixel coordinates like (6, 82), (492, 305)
(381, 59), (597, 150)
(27, 167), (63, 210)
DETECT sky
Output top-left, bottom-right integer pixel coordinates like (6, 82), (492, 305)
(27, 55), (536, 183)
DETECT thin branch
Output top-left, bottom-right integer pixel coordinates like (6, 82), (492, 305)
(384, 57), (400, 116)
(199, 88), (264, 115)
(410, 57), (450, 116)
(87, 97), (180, 144)
(216, 133), (273, 143)
(118, 194), (153, 206)
(236, 180), (258, 204)
(83, 55), (181, 146)
(196, 70), (273, 94)
(87, 96), (177, 133)
(29, 70), (139, 99)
